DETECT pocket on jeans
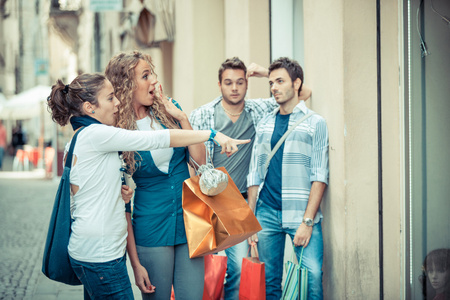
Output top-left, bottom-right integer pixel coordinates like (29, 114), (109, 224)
(90, 266), (123, 295)
(71, 265), (86, 282)
(112, 255), (125, 267)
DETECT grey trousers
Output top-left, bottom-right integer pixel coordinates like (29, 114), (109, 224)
(136, 243), (204, 300)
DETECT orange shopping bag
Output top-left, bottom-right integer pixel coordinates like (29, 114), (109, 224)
(203, 254), (227, 300)
(239, 243), (266, 300)
(182, 167), (261, 258)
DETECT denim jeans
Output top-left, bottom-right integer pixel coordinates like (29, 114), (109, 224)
(223, 239), (249, 300)
(256, 201), (324, 300)
(69, 254), (134, 300)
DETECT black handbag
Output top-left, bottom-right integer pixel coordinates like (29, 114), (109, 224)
(41, 128), (84, 285)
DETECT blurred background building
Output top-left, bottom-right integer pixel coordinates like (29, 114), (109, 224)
(0, 0), (448, 299)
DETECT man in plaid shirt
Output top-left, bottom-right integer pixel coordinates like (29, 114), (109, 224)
(189, 57), (311, 300)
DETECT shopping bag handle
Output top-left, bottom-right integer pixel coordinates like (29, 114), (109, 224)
(247, 242), (260, 258)
(298, 246), (304, 266)
(189, 151), (215, 175)
(289, 244), (305, 266)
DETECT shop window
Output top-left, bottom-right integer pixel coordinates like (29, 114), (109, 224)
(405, 0), (450, 299)
(270, 0), (304, 65)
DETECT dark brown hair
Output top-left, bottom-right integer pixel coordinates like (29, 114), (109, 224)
(218, 57), (247, 83)
(268, 57), (304, 96)
(421, 248), (450, 299)
(47, 73), (107, 126)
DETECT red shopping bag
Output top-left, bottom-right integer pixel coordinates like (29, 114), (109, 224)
(172, 255), (226, 300)
(203, 254), (227, 300)
(239, 243), (265, 300)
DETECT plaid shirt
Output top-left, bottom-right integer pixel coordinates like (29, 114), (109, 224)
(189, 95), (278, 162)
(247, 100), (329, 228)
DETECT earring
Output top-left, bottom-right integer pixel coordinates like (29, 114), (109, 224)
(92, 110), (95, 114)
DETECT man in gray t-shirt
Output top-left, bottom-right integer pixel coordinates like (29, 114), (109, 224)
(212, 103), (255, 192)
(189, 57), (311, 300)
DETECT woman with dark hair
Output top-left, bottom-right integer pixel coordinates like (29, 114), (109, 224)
(421, 249), (450, 300)
(47, 73), (249, 299)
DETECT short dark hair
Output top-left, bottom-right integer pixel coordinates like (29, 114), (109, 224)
(218, 57), (247, 83)
(268, 57), (304, 96)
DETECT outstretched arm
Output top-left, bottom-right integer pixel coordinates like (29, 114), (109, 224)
(168, 129), (250, 157)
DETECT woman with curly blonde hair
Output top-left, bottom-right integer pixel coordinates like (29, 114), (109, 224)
(105, 51), (210, 300)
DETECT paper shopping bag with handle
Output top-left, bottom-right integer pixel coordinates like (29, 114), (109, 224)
(239, 243), (266, 300)
(202, 254), (227, 300)
(182, 167), (262, 258)
(171, 255), (226, 300)
(281, 246), (308, 300)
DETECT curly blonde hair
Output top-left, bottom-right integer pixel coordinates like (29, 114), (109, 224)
(105, 50), (179, 174)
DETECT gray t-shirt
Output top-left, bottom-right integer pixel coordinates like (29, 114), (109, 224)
(213, 102), (255, 193)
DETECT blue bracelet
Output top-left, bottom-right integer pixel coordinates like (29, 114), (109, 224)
(209, 129), (221, 146)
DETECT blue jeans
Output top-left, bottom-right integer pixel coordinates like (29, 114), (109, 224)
(70, 255), (134, 300)
(256, 201), (324, 300)
(136, 243), (204, 300)
(223, 239), (249, 300)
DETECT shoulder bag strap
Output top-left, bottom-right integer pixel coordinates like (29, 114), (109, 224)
(265, 112), (315, 170)
(64, 127), (85, 169)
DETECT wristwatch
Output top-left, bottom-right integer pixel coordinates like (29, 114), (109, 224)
(303, 217), (314, 227)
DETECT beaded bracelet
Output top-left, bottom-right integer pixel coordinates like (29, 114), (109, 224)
(209, 128), (221, 146)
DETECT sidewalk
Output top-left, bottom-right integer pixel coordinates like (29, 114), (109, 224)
(0, 153), (46, 179)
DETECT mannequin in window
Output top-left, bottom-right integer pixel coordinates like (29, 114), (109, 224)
(420, 248), (450, 300)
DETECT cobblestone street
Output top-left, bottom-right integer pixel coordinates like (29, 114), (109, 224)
(0, 155), (140, 300)
(0, 176), (84, 300)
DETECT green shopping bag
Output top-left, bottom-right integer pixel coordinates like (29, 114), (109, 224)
(281, 246), (308, 300)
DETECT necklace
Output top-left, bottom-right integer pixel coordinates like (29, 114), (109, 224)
(221, 101), (244, 116)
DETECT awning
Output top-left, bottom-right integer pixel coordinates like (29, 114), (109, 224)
(0, 93), (6, 119)
(0, 86), (52, 120)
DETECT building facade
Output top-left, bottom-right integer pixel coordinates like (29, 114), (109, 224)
(1, 0), (448, 298)
(100, 1), (450, 298)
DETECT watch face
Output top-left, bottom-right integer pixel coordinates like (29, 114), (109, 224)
(304, 218), (313, 226)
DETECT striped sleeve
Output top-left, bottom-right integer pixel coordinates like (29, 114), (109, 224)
(189, 106), (215, 164)
(310, 118), (329, 184)
(246, 134), (262, 187)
